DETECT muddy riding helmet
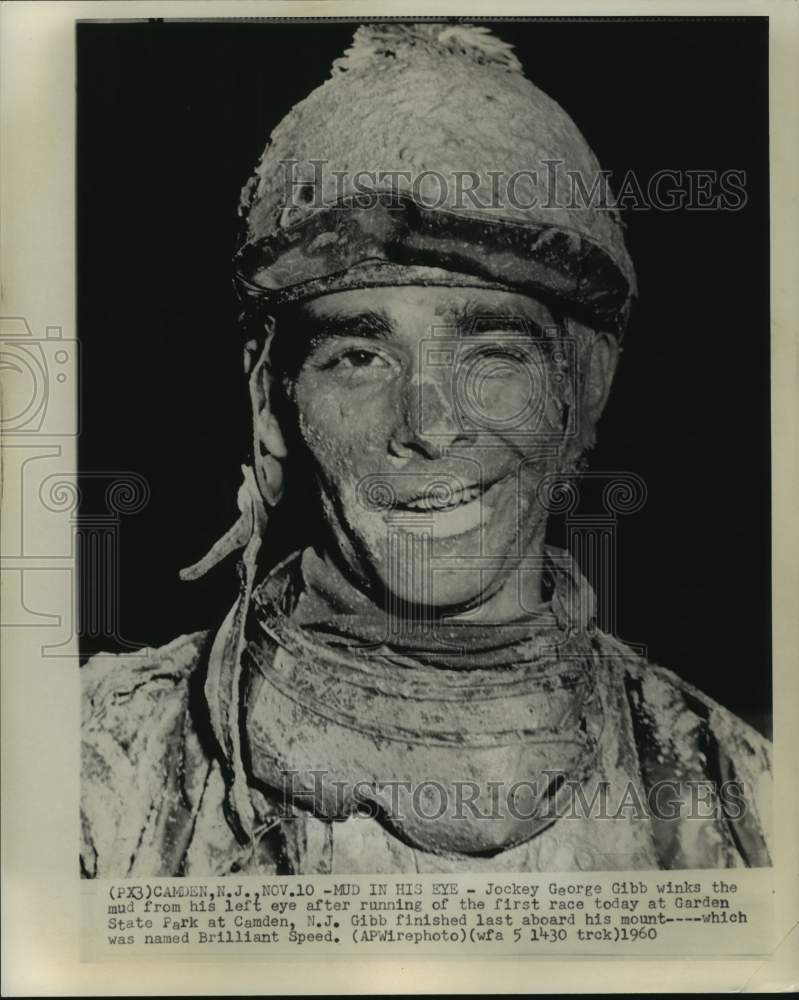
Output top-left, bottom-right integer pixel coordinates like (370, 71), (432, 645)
(234, 23), (636, 337)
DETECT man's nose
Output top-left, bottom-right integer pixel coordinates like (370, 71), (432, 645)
(387, 367), (474, 464)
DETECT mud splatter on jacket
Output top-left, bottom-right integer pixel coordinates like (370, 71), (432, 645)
(81, 552), (772, 878)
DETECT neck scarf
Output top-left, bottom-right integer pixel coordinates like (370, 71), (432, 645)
(254, 544), (596, 668)
(203, 544), (606, 855)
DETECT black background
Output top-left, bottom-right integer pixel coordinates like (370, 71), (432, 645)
(77, 18), (771, 734)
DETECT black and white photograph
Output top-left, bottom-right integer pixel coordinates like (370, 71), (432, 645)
(75, 16), (774, 879)
(4, 2), (799, 992)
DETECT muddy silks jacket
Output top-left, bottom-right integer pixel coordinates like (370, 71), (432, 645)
(80, 547), (772, 878)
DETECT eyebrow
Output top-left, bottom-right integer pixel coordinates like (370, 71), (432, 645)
(305, 309), (394, 348)
(300, 298), (556, 352)
(443, 300), (554, 336)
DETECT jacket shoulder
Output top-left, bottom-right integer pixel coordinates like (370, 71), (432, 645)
(623, 655), (771, 769)
(81, 632), (211, 877)
(616, 647), (772, 865)
(81, 631), (210, 727)
(592, 630), (771, 761)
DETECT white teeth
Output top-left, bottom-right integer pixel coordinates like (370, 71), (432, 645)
(393, 496), (490, 536)
(430, 496), (487, 536)
(381, 479), (505, 537)
(403, 486), (482, 511)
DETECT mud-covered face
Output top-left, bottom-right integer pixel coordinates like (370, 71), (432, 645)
(282, 285), (607, 616)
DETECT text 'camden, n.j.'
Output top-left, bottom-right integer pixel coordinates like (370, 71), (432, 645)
(84, 871), (774, 959)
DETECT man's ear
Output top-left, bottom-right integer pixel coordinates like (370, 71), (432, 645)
(245, 335), (287, 506)
(584, 331), (620, 424)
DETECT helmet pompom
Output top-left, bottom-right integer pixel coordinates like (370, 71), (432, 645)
(332, 22), (523, 75)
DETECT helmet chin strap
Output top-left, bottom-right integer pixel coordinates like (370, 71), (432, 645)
(178, 465), (265, 582)
(179, 322), (282, 582)
(176, 462), (268, 845)
(204, 466), (267, 843)
(178, 326), (283, 846)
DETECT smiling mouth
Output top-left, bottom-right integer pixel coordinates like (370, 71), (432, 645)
(388, 479), (503, 537)
(399, 482), (485, 512)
